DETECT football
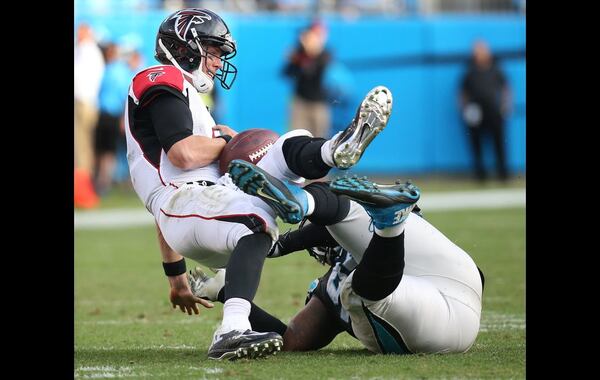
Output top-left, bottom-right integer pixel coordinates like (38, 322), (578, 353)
(218, 128), (280, 175)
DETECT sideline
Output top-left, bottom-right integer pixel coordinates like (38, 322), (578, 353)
(75, 188), (525, 230)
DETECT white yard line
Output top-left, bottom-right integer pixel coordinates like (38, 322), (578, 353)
(77, 319), (215, 325)
(74, 188), (525, 230)
(74, 364), (221, 379)
(480, 311), (525, 332)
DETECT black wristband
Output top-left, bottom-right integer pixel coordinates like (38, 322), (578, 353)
(162, 258), (186, 276)
(216, 134), (232, 143)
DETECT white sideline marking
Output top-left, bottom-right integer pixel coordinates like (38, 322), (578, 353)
(77, 300), (149, 306)
(204, 367), (224, 374)
(480, 312), (525, 332)
(75, 366), (138, 379)
(74, 209), (153, 230)
(78, 318), (213, 325)
(76, 345), (197, 351)
(74, 364), (215, 378)
(419, 188), (525, 211)
(74, 188), (525, 230)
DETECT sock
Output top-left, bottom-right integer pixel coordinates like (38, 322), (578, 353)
(224, 233), (272, 300)
(220, 297), (251, 333)
(215, 288), (288, 336)
(352, 232), (405, 301)
(320, 133), (340, 168)
(374, 223), (405, 238)
(303, 182), (351, 225)
(305, 191), (315, 215)
(282, 136), (330, 179)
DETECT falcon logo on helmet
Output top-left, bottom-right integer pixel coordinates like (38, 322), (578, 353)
(170, 10), (212, 41)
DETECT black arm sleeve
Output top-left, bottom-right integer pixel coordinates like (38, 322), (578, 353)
(145, 93), (194, 153)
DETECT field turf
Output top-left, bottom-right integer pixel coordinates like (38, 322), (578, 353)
(75, 194), (525, 379)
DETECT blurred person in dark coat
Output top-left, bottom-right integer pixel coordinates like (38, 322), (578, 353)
(283, 21), (332, 138)
(459, 40), (512, 182)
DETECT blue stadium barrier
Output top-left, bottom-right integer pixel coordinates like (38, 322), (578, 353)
(75, 11), (525, 175)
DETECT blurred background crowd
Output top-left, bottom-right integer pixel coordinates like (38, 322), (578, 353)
(74, 0), (525, 208)
(76, 0), (526, 14)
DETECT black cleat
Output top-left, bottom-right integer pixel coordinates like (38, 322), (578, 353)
(207, 329), (283, 361)
(330, 176), (420, 229)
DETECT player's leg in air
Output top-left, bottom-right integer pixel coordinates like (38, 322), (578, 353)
(228, 85), (392, 225)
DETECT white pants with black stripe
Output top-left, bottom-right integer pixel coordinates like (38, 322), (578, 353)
(336, 209), (483, 354)
(154, 129), (314, 269)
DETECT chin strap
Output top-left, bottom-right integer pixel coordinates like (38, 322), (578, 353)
(157, 38), (213, 93)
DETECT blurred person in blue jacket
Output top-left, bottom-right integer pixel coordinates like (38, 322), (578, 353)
(94, 42), (133, 195)
(112, 49), (145, 186)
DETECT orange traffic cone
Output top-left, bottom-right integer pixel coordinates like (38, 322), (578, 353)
(74, 168), (99, 209)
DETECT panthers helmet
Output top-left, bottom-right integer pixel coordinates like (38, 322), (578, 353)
(154, 8), (237, 92)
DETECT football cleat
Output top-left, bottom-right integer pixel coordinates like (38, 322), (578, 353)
(208, 329), (283, 361)
(331, 86), (392, 169)
(330, 176), (420, 229)
(228, 159), (308, 224)
(188, 267), (225, 302)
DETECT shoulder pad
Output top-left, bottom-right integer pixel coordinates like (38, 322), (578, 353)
(131, 66), (185, 100)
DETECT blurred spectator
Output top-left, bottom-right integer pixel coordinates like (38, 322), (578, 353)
(94, 42), (132, 196)
(459, 40), (512, 182)
(266, 0), (316, 12)
(337, 0), (402, 14)
(74, 22), (105, 208)
(112, 49), (145, 186)
(282, 20), (332, 138)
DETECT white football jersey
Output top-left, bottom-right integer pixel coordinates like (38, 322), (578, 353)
(124, 65), (221, 214)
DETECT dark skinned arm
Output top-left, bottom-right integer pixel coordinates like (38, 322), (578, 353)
(283, 296), (344, 351)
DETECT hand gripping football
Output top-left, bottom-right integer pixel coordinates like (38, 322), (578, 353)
(218, 128), (280, 175)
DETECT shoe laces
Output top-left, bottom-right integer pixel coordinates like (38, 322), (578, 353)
(216, 173), (238, 190)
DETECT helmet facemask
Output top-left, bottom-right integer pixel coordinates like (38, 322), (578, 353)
(156, 34), (237, 93)
(196, 39), (237, 91)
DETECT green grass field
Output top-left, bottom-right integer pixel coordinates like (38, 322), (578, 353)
(75, 193), (525, 379)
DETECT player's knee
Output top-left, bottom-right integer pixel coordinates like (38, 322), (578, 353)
(282, 136), (329, 179)
(234, 232), (273, 258)
(304, 182), (350, 225)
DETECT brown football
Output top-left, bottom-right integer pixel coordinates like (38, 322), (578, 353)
(218, 128), (280, 175)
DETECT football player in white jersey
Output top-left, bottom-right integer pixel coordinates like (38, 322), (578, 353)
(125, 7), (394, 360)
(190, 176), (484, 355)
